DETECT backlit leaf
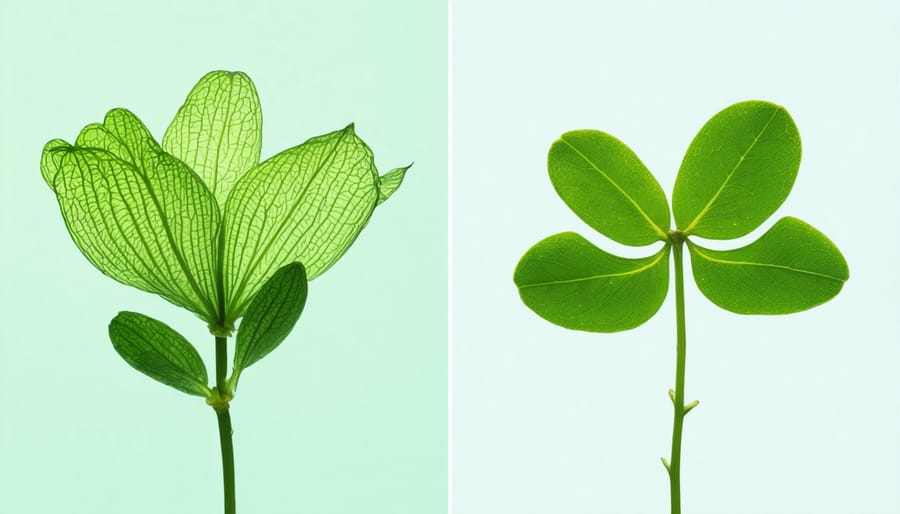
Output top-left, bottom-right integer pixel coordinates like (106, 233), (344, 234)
(548, 130), (670, 246)
(673, 101), (801, 239)
(222, 124), (393, 321)
(514, 232), (670, 332)
(688, 217), (849, 314)
(109, 311), (210, 397)
(377, 165), (411, 205)
(42, 109), (220, 320)
(163, 70), (263, 205)
(233, 263), (308, 383)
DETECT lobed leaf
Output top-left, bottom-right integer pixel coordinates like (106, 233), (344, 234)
(688, 217), (849, 314)
(42, 109), (220, 321)
(673, 101), (801, 239)
(548, 130), (670, 246)
(109, 311), (210, 397)
(233, 263), (308, 384)
(163, 71), (263, 206)
(222, 124), (391, 321)
(514, 232), (670, 332)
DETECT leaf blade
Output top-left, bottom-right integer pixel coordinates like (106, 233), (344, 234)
(222, 125), (388, 321)
(109, 311), (210, 397)
(234, 263), (308, 379)
(549, 130), (670, 246)
(163, 70), (263, 205)
(377, 165), (411, 205)
(688, 217), (849, 314)
(514, 232), (670, 332)
(673, 101), (801, 239)
(45, 110), (220, 320)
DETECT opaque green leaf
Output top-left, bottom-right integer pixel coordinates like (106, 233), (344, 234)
(233, 263), (308, 383)
(222, 124), (390, 321)
(377, 165), (411, 205)
(673, 101), (801, 239)
(514, 232), (670, 332)
(109, 311), (210, 397)
(163, 70), (263, 205)
(42, 109), (220, 320)
(688, 217), (849, 314)
(548, 130), (670, 246)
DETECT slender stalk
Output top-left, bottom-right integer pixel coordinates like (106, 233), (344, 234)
(215, 336), (236, 514)
(668, 237), (688, 514)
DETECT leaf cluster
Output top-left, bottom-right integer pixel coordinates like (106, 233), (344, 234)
(515, 101), (849, 332)
(42, 71), (409, 396)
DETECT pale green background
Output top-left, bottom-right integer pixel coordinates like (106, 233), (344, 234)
(0, 1), (446, 513)
(452, 1), (899, 513)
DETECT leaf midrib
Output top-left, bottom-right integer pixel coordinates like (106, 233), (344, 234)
(518, 247), (668, 289)
(682, 108), (779, 234)
(559, 136), (668, 241)
(690, 245), (846, 283)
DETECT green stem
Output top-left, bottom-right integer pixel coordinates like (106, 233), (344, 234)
(215, 336), (236, 514)
(669, 237), (687, 514)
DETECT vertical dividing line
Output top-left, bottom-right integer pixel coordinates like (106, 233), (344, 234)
(215, 336), (236, 514)
(669, 240), (687, 514)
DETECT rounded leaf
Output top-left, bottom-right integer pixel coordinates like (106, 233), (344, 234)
(688, 217), (849, 314)
(514, 232), (670, 332)
(549, 130), (670, 246)
(673, 101), (801, 239)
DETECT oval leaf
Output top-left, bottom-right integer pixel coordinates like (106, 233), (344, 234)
(234, 262), (308, 380)
(163, 70), (263, 205)
(109, 311), (210, 397)
(548, 130), (670, 246)
(688, 217), (849, 314)
(514, 232), (670, 332)
(673, 101), (801, 239)
(43, 110), (220, 321)
(222, 124), (389, 321)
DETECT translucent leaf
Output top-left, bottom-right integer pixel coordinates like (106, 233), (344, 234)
(548, 130), (670, 246)
(109, 311), (210, 397)
(43, 110), (220, 320)
(163, 70), (263, 205)
(377, 165), (411, 205)
(514, 232), (670, 332)
(688, 217), (849, 314)
(222, 124), (391, 321)
(673, 101), (801, 239)
(233, 263), (308, 384)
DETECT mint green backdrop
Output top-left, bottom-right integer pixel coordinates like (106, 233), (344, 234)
(0, 1), (446, 513)
(451, 1), (899, 513)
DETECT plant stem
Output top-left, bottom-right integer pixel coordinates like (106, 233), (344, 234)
(668, 237), (688, 514)
(215, 336), (236, 514)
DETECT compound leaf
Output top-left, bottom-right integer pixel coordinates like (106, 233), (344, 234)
(222, 124), (394, 321)
(233, 263), (308, 384)
(514, 232), (670, 332)
(163, 70), (263, 206)
(109, 311), (210, 397)
(549, 130), (670, 246)
(673, 101), (801, 239)
(688, 217), (849, 314)
(43, 109), (220, 321)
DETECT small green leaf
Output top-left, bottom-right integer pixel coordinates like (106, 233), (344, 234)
(514, 232), (670, 332)
(548, 130), (670, 246)
(109, 311), (211, 397)
(163, 71), (263, 205)
(233, 263), (308, 381)
(377, 165), (411, 205)
(673, 101), (801, 239)
(688, 217), (849, 314)
(222, 124), (394, 321)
